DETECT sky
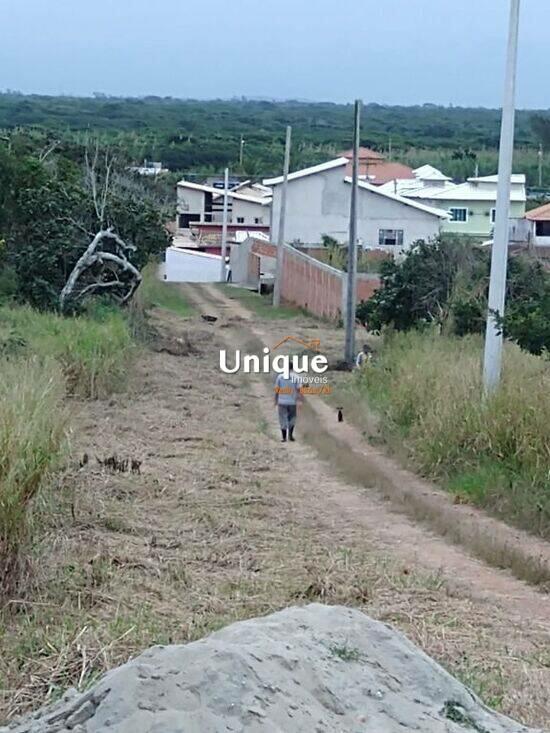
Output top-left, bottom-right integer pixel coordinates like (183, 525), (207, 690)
(1, 0), (549, 108)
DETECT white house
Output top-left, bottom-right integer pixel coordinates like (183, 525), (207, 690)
(380, 170), (527, 239)
(176, 180), (272, 231)
(264, 158), (448, 253)
(526, 202), (550, 247)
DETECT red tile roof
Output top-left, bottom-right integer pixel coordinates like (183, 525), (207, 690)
(526, 202), (550, 221)
(340, 147), (385, 161)
(340, 148), (415, 186)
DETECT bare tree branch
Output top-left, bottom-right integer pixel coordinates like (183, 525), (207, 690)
(59, 228), (141, 311)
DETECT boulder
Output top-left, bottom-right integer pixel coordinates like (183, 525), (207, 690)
(2, 604), (544, 733)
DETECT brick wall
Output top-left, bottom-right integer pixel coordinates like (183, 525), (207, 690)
(279, 246), (343, 320)
(243, 240), (380, 321)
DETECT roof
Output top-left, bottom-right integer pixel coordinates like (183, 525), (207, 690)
(468, 174), (526, 184)
(340, 147), (385, 161)
(345, 177), (450, 219)
(526, 202), (550, 221)
(177, 179), (272, 206)
(263, 157), (348, 186)
(405, 177), (526, 203)
(355, 160), (415, 185)
(414, 165), (452, 182)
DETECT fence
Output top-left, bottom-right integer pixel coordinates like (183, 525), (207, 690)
(245, 240), (380, 321)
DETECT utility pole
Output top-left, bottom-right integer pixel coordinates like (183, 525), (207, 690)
(239, 136), (245, 167)
(345, 100), (361, 366)
(219, 167), (229, 282)
(273, 125), (291, 308)
(482, 0), (521, 394)
(538, 144), (543, 188)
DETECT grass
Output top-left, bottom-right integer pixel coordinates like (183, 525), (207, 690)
(358, 330), (550, 538)
(0, 305), (134, 399)
(0, 358), (66, 597)
(0, 316), (548, 728)
(219, 285), (305, 319)
(136, 262), (193, 317)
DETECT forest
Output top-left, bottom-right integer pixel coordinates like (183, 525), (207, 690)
(1, 93), (550, 187)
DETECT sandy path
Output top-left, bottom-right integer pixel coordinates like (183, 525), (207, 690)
(186, 282), (550, 631)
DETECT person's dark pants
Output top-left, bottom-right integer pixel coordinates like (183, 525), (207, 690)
(278, 405), (297, 430)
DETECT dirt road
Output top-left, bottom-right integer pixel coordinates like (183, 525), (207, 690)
(1, 289), (549, 728)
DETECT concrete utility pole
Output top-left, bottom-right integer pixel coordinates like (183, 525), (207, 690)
(273, 125), (292, 308)
(539, 144), (543, 188)
(345, 100), (361, 367)
(219, 167), (229, 282)
(482, 0), (521, 394)
(239, 136), (245, 167)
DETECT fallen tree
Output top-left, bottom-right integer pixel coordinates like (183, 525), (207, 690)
(59, 228), (141, 312)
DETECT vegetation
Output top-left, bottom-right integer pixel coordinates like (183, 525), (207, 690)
(221, 285), (304, 319)
(0, 94), (549, 186)
(0, 129), (170, 310)
(136, 263), (192, 317)
(0, 358), (66, 596)
(357, 237), (550, 355)
(318, 235), (387, 273)
(358, 331), (550, 538)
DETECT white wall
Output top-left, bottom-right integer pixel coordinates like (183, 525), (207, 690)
(270, 166), (442, 251)
(231, 198), (268, 225)
(176, 187), (205, 221)
(163, 248), (221, 282)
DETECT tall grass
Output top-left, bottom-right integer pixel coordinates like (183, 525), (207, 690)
(360, 331), (550, 537)
(0, 358), (66, 595)
(0, 305), (133, 399)
(136, 263), (192, 317)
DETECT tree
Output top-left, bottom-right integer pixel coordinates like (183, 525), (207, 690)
(0, 132), (170, 310)
(358, 236), (550, 356)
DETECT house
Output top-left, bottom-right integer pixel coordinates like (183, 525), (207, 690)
(130, 160), (169, 176)
(263, 158), (448, 253)
(526, 202), (550, 247)
(380, 171), (526, 239)
(176, 179), (272, 239)
(339, 147), (415, 186)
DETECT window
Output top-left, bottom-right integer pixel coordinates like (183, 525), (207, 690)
(254, 217), (263, 224)
(536, 221), (550, 237)
(378, 229), (404, 247)
(449, 207), (468, 223)
(236, 217), (245, 224)
(491, 208), (497, 223)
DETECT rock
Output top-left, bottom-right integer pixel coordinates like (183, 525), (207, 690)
(1, 604), (544, 733)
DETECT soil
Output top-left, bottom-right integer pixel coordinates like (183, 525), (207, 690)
(1, 285), (549, 729)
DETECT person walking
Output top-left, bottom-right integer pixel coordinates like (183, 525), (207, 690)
(355, 342), (373, 369)
(274, 370), (303, 442)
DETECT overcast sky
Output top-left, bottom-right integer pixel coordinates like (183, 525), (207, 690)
(1, 0), (548, 108)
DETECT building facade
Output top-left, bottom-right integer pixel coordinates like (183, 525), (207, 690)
(264, 159), (448, 253)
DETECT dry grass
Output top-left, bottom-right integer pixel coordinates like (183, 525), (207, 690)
(0, 358), (66, 598)
(359, 330), (550, 538)
(0, 315), (548, 728)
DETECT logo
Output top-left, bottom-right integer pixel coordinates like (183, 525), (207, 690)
(219, 335), (331, 394)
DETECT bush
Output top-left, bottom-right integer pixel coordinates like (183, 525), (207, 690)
(0, 358), (66, 595)
(359, 237), (550, 355)
(0, 305), (134, 399)
(360, 330), (550, 537)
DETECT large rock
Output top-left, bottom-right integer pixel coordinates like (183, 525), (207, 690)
(3, 604), (544, 733)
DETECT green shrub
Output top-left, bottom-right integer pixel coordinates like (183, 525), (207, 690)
(0, 358), (66, 595)
(360, 331), (550, 536)
(0, 305), (134, 399)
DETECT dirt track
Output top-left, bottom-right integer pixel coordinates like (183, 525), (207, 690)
(187, 283), (550, 622)
(2, 288), (549, 728)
